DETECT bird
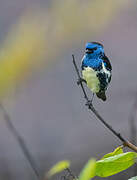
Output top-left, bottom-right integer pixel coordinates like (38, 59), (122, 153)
(80, 42), (112, 102)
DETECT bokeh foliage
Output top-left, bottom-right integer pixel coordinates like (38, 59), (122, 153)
(0, 0), (128, 97)
(46, 147), (137, 179)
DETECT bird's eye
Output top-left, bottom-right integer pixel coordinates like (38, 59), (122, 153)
(94, 47), (97, 50)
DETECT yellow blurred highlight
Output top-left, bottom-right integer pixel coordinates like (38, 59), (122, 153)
(50, 0), (128, 46)
(0, 0), (129, 98)
(0, 9), (47, 97)
(46, 160), (70, 177)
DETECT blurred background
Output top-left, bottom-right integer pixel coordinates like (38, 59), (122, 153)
(0, 0), (137, 179)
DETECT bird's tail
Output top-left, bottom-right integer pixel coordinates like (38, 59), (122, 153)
(96, 91), (107, 101)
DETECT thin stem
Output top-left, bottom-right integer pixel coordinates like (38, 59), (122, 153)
(66, 168), (78, 180)
(72, 54), (137, 153)
(72, 55), (88, 101)
(129, 96), (137, 176)
(44, 168), (77, 180)
(0, 104), (40, 179)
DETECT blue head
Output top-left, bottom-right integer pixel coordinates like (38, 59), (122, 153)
(82, 42), (105, 70)
(85, 42), (104, 58)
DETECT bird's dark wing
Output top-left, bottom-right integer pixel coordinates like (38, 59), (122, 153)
(102, 55), (112, 83)
(102, 55), (112, 71)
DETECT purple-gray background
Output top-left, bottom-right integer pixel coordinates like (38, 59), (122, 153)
(0, 0), (137, 179)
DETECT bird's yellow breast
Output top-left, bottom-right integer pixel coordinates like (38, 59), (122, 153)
(82, 67), (100, 93)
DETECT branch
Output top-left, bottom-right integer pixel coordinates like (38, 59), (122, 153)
(129, 94), (137, 146)
(44, 167), (78, 180)
(72, 54), (137, 153)
(65, 168), (78, 180)
(0, 104), (40, 179)
(129, 95), (137, 175)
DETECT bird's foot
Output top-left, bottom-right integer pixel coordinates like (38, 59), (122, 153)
(77, 78), (86, 85)
(85, 100), (93, 108)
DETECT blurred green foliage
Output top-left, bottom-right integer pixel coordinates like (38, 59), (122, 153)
(46, 146), (137, 179)
(0, 0), (128, 98)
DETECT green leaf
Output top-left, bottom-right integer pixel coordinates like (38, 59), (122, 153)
(79, 158), (96, 180)
(129, 176), (137, 180)
(47, 160), (70, 177)
(101, 146), (123, 160)
(96, 152), (137, 177)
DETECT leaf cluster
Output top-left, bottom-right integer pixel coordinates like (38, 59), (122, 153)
(46, 146), (137, 180)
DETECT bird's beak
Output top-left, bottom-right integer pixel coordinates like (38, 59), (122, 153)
(85, 49), (93, 54)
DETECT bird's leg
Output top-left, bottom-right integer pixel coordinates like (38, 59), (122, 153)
(85, 93), (94, 108)
(77, 77), (86, 85)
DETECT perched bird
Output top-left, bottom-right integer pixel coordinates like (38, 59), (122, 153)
(81, 42), (112, 101)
